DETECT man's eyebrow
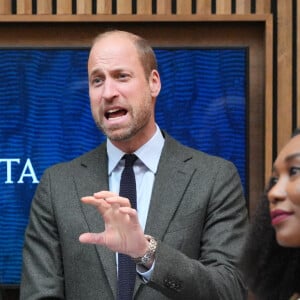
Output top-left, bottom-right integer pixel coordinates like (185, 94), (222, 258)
(89, 68), (102, 76)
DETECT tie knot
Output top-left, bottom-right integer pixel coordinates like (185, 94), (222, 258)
(123, 154), (138, 168)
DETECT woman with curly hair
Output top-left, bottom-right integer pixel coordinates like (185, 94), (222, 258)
(240, 129), (300, 300)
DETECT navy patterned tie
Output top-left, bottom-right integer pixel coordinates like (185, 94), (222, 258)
(117, 154), (138, 300)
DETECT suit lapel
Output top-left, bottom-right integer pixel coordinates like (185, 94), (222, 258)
(145, 134), (195, 240)
(135, 134), (195, 295)
(74, 144), (118, 298)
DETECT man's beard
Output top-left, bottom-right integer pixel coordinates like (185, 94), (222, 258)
(96, 102), (152, 142)
(97, 121), (140, 141)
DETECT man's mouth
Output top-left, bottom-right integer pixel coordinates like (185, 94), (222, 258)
(105, 108), (127, 120)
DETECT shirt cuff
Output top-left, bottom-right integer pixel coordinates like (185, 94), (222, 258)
(136, 260), (156, 282)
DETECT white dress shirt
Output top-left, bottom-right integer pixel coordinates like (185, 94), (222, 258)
(107, 125), (165, 279)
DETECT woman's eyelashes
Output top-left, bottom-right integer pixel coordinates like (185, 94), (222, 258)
(289, 166), (300, 177)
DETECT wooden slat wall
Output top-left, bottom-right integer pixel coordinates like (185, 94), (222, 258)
(17, 0), (32, 14)
(117, 0), (132, 14)
(216, 0), (231, 14)
(57, 0), (72, 15)
(0, 0), (276, 16)
(236, 0), (251, 14)
(77, 0), (92, 14)
(157, 0), (172, 15)
(0, 0), (298, 191)
(96, 0), (112, 14)
(277, 0), (293, 151)
(0, 2), (11, 14)
(177, 0), (191, 14)
(137, 0), (152, 15)
(256, 0), (272, 14)
(196, 1), (211, 14)
(37, 0), (52, 14)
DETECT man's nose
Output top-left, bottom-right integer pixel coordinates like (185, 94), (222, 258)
(101, 78), (119, 101)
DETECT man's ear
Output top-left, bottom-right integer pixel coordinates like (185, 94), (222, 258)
(149, 70), (161, 97)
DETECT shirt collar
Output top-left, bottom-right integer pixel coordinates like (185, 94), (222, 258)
(107, 125), (165, 175)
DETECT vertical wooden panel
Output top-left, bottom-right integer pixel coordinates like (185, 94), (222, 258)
(137, 0), (152, 14)
(37, 0), (52, 14)
(197, 0), (212, 14)
(117, 0), (132, 14)
(177, 0), (191, 14)
(277, 0), (293, 151)
(57, 0), (72, 15)
(77, 0), (92, 14)
(265, 15), (274, 182)
(216, 0), (231, 14)
(0, 2), (12, 14)
(17, 0), (32, 14)
(236, 0), (251, 14)
(157, 0), (172, 14)
(96, 0), (112, 14)
(256, 0), (272, 14)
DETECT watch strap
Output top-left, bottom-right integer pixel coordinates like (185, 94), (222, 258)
(133, 235), (157, 266)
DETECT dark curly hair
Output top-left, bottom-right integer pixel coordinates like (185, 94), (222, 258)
(240, 193), (300, 299)
(240, 129), (300, 300)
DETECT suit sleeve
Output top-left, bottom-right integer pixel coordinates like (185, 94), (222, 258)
(20, 169), (64, 300)
(146, 161), (248, 300)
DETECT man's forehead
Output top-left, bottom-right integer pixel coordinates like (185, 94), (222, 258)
(95, 32), (136, 47)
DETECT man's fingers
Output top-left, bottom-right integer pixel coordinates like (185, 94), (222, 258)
(79, 233), (105, 244)
(81, 196), (110, 210)
(82, 194), (131, 209)
(93, 191), (117, 199)
(105, 196), (131, 207)
(119, 207), (138, 217)
(119, 207), (140, 225)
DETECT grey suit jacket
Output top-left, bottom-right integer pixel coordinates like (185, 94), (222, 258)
(20, 132), (248, 299)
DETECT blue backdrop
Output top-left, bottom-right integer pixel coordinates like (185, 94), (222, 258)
(0, 47), (247, 284)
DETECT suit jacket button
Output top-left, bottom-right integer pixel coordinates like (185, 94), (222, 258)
(163, 277), (182, 292)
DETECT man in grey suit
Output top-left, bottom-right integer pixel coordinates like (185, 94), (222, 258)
(20, 30), (248, 299)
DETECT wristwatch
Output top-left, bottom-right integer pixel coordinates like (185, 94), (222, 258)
(133, 235), (157, 266)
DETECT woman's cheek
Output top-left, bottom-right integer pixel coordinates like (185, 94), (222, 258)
(290, 182), (300, 205)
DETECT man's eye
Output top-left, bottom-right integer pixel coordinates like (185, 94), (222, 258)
(92, 77), (103, 85)
(118, 73), (129, 80)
